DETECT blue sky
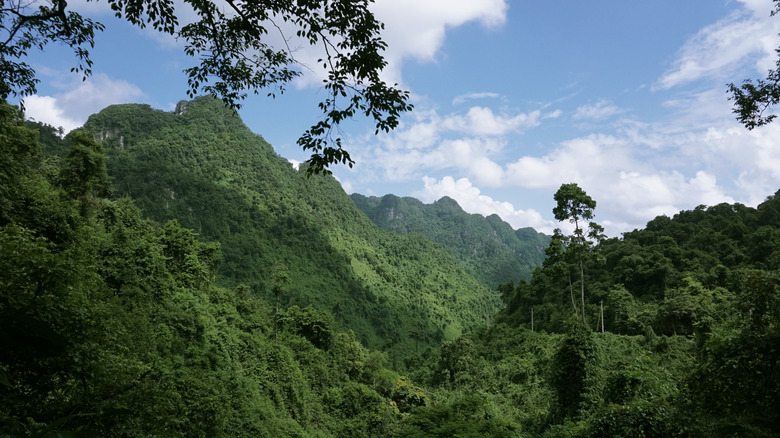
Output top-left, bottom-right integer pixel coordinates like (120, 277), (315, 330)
(19, 0), (780, 236)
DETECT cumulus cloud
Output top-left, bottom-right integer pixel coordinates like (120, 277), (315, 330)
(415, 176), (556, 233)
(336, 1), (780, 237)
(657, 0), (780, 89)
(356, 97), (770, 236)
(441, 106), (541, 136)
(372, 0), (507, 84)
(23, 96), (81, 133)
(72, 0), (508, 91)
(288, 0), (508, 88)
(499, 133), (743, 234)
(24, 74), (144, 133)
(356, 104), (549, 183)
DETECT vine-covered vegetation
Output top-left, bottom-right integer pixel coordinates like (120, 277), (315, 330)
(0, 101), (429, 436)
(2, 98), (778, 436)
(408, 186), (780, 437)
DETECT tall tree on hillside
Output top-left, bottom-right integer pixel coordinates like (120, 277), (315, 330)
(551, 183), (605, 324)
(0, 0), (412, 174)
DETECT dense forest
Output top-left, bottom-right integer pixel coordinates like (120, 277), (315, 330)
(351, 193), (549, 288)
(80, 97), (503, 360)
(2, 98), (779, 437)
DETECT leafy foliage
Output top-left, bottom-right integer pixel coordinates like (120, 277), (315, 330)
(6, 97), (780, 436)
(0, 0), (104, 99)
(728, 0), (780, 128)
(0, 0), (411, 172)
(412, 186), (780, 437)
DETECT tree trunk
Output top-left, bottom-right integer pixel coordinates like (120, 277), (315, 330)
(600, 300), (605, 333)
(580, 258), (586, 324)
(569, 273), (578, 315)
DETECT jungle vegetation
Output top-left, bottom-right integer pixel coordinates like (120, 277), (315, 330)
(351, 193), (550, 289)
(3, 0), (779, 434)
(2, 98), (779, 436)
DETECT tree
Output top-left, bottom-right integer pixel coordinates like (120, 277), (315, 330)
(0, 0), (412, 174)
(551, 183), (604, 324)
(550, 317), (599, 421)
(271, 259), (289, 314)
(58, 129), (112, 200)
(728, 1), (780, 129)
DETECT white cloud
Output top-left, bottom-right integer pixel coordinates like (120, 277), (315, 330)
(341, 1), (780, 237)
(24, 74), (144, 133)
(504, 134), (631, 189)
(572, 100), (624, 121)
(357, 104), (549, 184)
(657, 0), (780, 89)
(452, 92), (501, 105)
(442, 106), (541, 136)
(23, 95), (81, 132)
(354, 83), (780, 235)
(415, 176), (556, 233)
(281, 0), (508, 88)
(373, 0), (507, 83)
(73, 0), (508, 96)
(499, 133), (745, 234)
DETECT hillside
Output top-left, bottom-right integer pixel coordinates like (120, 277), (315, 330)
(351, 193), (549, 288)
(0, 103), (428, 436)
(400, 192), (780, 437)
(81, 97), (499, 359)
(4, 98), (779, 436)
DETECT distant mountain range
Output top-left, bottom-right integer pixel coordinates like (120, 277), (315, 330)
(351, 194), (550, 288)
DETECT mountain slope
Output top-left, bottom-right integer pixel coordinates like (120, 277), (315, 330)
(0, 107), (424, 436)
(351, 193), (549, 288)
(83, 97), (499, 359)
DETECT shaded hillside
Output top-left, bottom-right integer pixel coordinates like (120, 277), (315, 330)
(351, 193), (549, 288)
(0, 105), (425, 436)
(82, 97), (499, 359)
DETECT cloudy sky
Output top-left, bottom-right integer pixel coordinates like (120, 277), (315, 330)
(19, 0), (780, 236)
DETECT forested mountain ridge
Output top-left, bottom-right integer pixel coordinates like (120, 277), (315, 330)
(351, 193), (549, 288)
(81, 96), (500, 358)
(4, 97), (779, 436)
(0, 101), (436, 436)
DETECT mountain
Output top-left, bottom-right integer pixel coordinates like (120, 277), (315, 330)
(351, 193), (550, 288)
(1, 104), (429, 436)
(82, 97), (499, 359)
(6, 99), (779, 436)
